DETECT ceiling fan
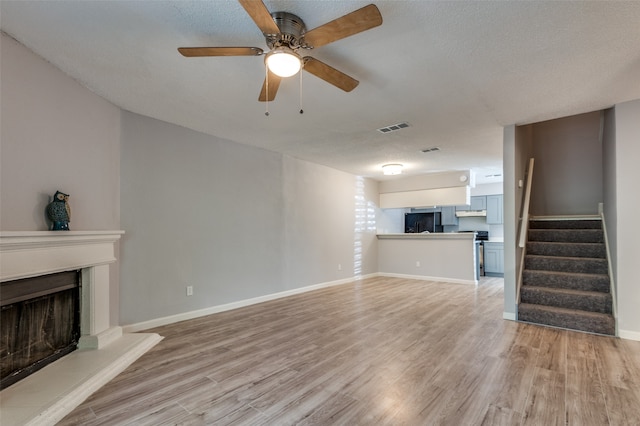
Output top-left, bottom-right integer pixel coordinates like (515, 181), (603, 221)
(178, 1), (382, 102)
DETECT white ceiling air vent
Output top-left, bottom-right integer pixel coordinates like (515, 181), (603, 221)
(421, 147), (440, 153)
(377, 122), (410, 134)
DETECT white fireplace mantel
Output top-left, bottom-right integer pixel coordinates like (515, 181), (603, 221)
(0, 231), (162, 426)
(0, 230), (124, 281)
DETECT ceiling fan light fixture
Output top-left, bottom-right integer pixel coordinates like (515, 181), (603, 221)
(382, 164), (403, 175)
(265, 47), (302, 77)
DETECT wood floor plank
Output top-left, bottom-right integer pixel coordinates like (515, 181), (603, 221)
(594, 336), (640, 391)
(601, 384), (640, 425)
(566, 329), (599, 360)
(565, 356), (609, 425)
(480, 404), (522, 426)
(535, 327), (567, 372)
(521, 367), (566, 426)
(484, 345), (539, 414)
(56, 276), (640, 425)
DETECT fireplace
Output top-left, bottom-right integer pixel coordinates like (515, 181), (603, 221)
(0, 231), (162, 425)
(1, 271), (81, 389)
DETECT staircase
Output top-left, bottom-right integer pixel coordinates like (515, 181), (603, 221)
(518, 216), (615, 335)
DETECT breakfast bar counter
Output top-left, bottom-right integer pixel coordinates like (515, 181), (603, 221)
(377, 232), (478, 284)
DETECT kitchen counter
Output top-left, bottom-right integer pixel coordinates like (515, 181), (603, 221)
(377, 233), (475, 240)
(377, 232), (477, 284)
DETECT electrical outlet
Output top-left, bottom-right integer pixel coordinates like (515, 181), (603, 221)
(416, 261), (420, 267)
(186, 285), (193, 296)
(338, 263), (342, 271)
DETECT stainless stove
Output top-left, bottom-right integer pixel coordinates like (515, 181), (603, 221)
(475, 231), (489, 241)
(475, 231), (488, 277)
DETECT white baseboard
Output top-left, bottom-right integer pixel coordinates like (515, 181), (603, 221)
(377, 272), (477, 286)
(123, 273), (378, 333)
(619, 329), (640, 341)
(503, 312), (517, 321)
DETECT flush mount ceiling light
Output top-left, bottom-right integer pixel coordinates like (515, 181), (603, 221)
(382, 164), (403, 175)
(265, 46), (302, 77)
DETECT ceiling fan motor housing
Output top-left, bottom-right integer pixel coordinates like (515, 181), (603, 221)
(267, 12), (308, 50)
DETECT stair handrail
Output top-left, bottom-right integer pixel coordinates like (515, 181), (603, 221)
(519, 158), (535, 249)
(516, 158), (535, 306)
(600, 210), (618, 334)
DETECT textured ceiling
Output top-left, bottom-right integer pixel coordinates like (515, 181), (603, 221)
(2, 1), (640, 184)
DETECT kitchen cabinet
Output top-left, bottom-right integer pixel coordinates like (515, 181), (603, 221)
(440, 206), (458, 225)
(456, 196), (486, 211)
(470, 196), (487, 211)
(483, 242), (504, 276)
(486, 195), (503, 224)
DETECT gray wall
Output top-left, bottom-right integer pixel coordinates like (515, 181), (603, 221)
(283, 157), (379, 287)
(602, 108), (617, 313)
(120, 112), (380, 325)
(504, 123), (536, 318)
(1, 33), (122, 324)
(529, 111), (603, 215)
(612, 100), (640, 338)
(0, 34), (121, 231)
(119, 112), (285, 325)
(503, 125), (538, 319)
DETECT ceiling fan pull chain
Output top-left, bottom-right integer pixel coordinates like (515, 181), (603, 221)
(265, 62), (270, 116)
(299, 64), (304, 114)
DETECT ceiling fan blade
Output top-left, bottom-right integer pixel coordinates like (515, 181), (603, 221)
(238, 0), (280, 35)
(303, 4), (382, 48)
(303, 57), (359, 92)
(178, 47), (263, 57)
(258, 71), (282, 102)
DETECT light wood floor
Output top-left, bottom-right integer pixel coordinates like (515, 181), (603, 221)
(59, 276), (640, 425)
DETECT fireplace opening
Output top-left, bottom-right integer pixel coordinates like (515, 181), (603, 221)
(1, 270), (81, 390)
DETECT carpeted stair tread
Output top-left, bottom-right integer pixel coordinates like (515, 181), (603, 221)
(529, 219), (602, 230)
(519, 216), (614, 335)
(522, 270), (610, 292)
(526, 241), (606, 258)
(520, 286), (612, 313)
(525, 254), (608, 274)
(518, 303), (615, 335)
(528, 229), (604, 243)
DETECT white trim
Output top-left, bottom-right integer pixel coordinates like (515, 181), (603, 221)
(123, 273), (378, 333)
(377, 272), (477, 286)
(528, 215), (601, 221)
(123, 272), (478, 333)
(78, 326), (123, 350)
(599, 211), (618, 336)
(503, 312), (517, 321)
(0, 231), (124, 282)
(377, 233), (475, 240)
(619, 329), (640, 342)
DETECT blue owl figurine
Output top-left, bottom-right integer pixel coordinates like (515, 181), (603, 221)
(46, 190), (71, 231)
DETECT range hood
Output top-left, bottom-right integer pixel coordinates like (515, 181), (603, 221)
(456, 210), (487, 217)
